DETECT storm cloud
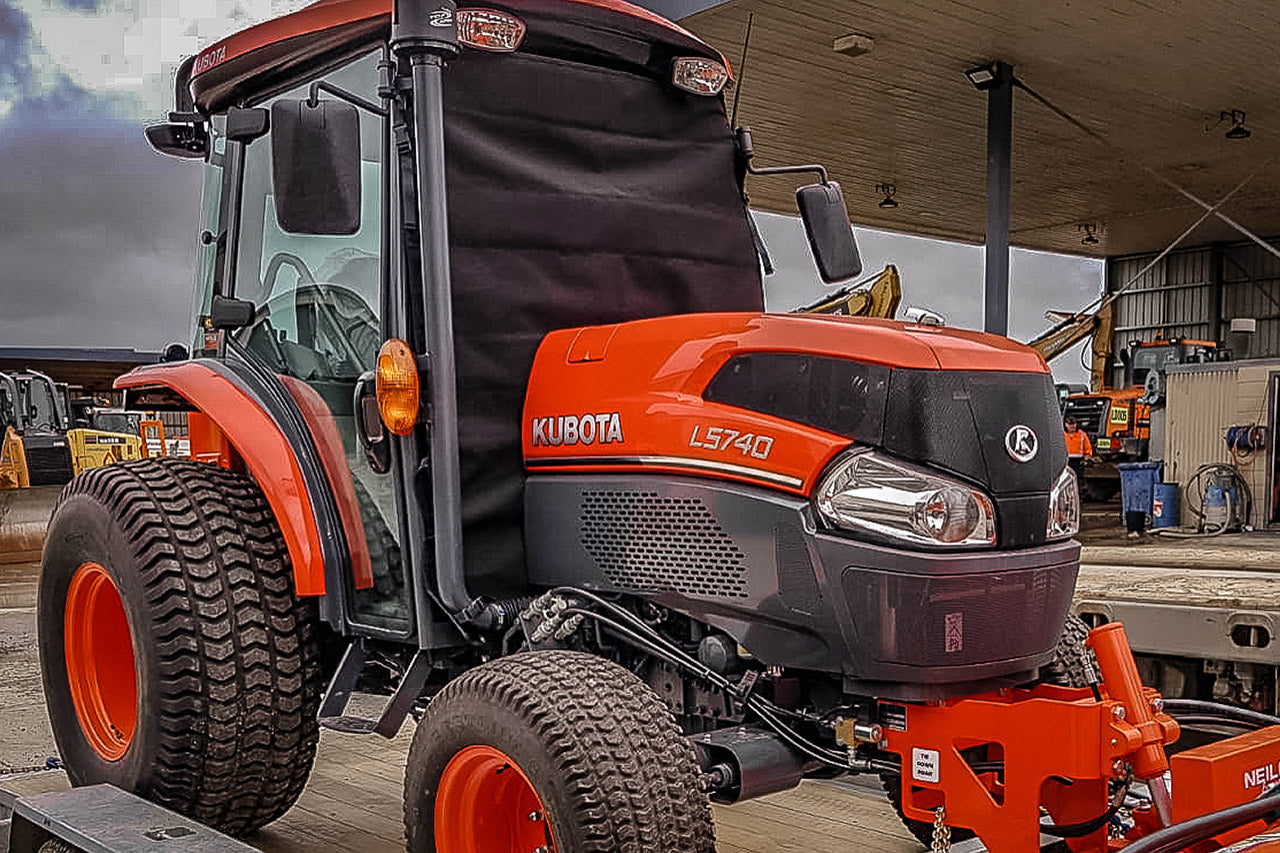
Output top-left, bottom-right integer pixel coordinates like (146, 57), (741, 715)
(0, 0), (200, 351)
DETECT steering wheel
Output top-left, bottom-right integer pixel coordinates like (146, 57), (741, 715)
(240, 283), (379, 380)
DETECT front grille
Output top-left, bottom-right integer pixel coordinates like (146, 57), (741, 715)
(840, 561), (1074, 668)
(579, 490), (748, 598)
(26, 445), (73, 486)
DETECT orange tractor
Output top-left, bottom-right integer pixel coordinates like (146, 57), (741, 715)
(33, 1), (1280, 851)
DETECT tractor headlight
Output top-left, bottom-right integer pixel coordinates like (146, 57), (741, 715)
(1047, 466), (1080, 540)
(814, 450), (996, 548)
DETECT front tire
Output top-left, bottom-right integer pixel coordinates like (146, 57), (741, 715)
(38, 458), (322, 836)
(405, 650), (715, 853)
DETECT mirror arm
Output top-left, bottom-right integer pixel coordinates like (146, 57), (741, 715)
(736, 125), (831, 184)
(307, 80), (389, 117)
(747, 161), (829, 184)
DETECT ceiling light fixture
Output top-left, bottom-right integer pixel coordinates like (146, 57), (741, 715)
(833, 33), (874, 58)
(964, 62), (1002, 91)
(1078, 222), (1101, 245)
(876, 182), (898, 209)
(1223, 109), (1252, 140)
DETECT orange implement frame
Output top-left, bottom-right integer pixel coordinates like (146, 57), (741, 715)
(139, 418), (166, 458)
(883, 682), (1176, 851)
(880, 624), (1280, 851)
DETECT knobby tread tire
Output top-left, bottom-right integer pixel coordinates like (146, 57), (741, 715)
(404, 650), (716, 853)
(36, 841), (76, 853)
(1041, 614), (1100, 688)
(38, 458), (322, 836)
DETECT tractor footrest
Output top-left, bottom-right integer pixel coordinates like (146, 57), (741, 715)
(5, 784), (254, 853)
(320, 715), (379, 734)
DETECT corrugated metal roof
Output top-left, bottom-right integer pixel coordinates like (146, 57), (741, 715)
(683, 0), (1280, 257)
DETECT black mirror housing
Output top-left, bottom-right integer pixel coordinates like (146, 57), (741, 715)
(144, 122), (207, 159)
(209, 295), (256, 330)
(797, 182), (862, 284)
(270, 99), (362, 235)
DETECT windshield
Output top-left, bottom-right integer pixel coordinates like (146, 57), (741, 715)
(0, 378), (16, 431)
(1132, 345), (1180, 374)
(94, 412), (141, 434)
(230, 50), (383, 382)
(23, 378), (60, 432)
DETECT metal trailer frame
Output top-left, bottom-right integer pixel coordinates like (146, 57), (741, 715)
(0, 780), (253, 853)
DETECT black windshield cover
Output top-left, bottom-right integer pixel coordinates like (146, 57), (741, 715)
(445, 50), (763, 596)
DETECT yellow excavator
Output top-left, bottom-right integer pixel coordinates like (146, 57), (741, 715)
(1026, 303), (1116, 392)
(795, 263), (902, 317)
(0, 371), (146, 490)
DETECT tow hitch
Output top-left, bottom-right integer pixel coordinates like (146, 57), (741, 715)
(882, 623), (1280, 850)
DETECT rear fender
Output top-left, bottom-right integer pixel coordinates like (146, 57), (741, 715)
(116, 361), (328, 596)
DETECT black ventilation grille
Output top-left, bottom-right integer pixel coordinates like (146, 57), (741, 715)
(579, 491), (748, 598)
(25, 446), (73, 486)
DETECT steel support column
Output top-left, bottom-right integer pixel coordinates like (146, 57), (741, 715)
(1209, 242), (1225, 343)
(984, 62), (1014, 337)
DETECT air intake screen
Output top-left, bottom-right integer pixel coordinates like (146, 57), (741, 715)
(580, 491), (748, 598)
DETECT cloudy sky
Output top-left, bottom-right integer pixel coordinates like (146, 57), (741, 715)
(0, 0), (1101, 384)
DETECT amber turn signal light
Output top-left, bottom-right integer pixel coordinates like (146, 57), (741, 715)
(376, 338), (419, 436)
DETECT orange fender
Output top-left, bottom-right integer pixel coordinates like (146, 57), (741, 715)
(116, 362), (326, 596)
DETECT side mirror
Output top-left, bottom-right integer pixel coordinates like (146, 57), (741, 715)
(796, 182), (862, 284)
(210, 295), (256, 330)
(144, 122), (208, 159)
(270, 99), (361, 235)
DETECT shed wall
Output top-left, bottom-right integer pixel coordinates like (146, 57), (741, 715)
(1165, 362), (1276, 526)
(1108, 240), (1280, 387)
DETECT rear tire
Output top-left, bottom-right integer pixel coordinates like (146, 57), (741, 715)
(38, 458), (322, 836)
(404, 650), (715, 853)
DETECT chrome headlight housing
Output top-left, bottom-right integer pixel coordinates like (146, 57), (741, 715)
(1047, 466), (1080, 540)
(814, 450), (997, 548)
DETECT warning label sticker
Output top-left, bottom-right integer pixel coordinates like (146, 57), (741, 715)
(944, 612), (963, 653)
(912, 748), (940, 783)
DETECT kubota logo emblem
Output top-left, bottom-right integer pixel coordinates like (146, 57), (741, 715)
(1005, 425), (1038, 463)
(532, 413), (624, 447)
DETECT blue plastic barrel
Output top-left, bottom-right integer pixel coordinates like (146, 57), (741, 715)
(1118, 461), (1162, 519)
(1151, 482), (1180, 528)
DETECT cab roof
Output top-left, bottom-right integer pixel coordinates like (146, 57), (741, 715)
(180, 0), (728, 115)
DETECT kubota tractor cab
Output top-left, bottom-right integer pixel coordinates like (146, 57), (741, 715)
(35, 1), (1280, 851)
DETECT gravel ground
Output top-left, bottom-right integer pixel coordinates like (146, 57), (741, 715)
(0, 603), (57, 773)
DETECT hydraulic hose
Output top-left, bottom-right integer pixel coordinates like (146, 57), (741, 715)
(1119, 784), (1280, 853)
(1162, 699), (1280, 729)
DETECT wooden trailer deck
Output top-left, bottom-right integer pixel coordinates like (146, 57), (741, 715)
(2, 727), (920, 853)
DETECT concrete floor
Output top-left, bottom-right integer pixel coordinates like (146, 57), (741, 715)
(0, 562), (53, 774)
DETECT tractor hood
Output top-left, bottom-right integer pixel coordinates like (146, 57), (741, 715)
(524, 313), (1068, 549)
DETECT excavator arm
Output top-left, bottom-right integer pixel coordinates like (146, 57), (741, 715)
(795, 264), (902, 317)
(1027, 303), (1115, 391)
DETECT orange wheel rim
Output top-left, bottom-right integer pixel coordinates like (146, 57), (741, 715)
(434, 745), (558, 852)
(64, 562), (137, 760)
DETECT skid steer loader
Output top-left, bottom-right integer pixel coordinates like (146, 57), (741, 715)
(36, 1), (1280, 850)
